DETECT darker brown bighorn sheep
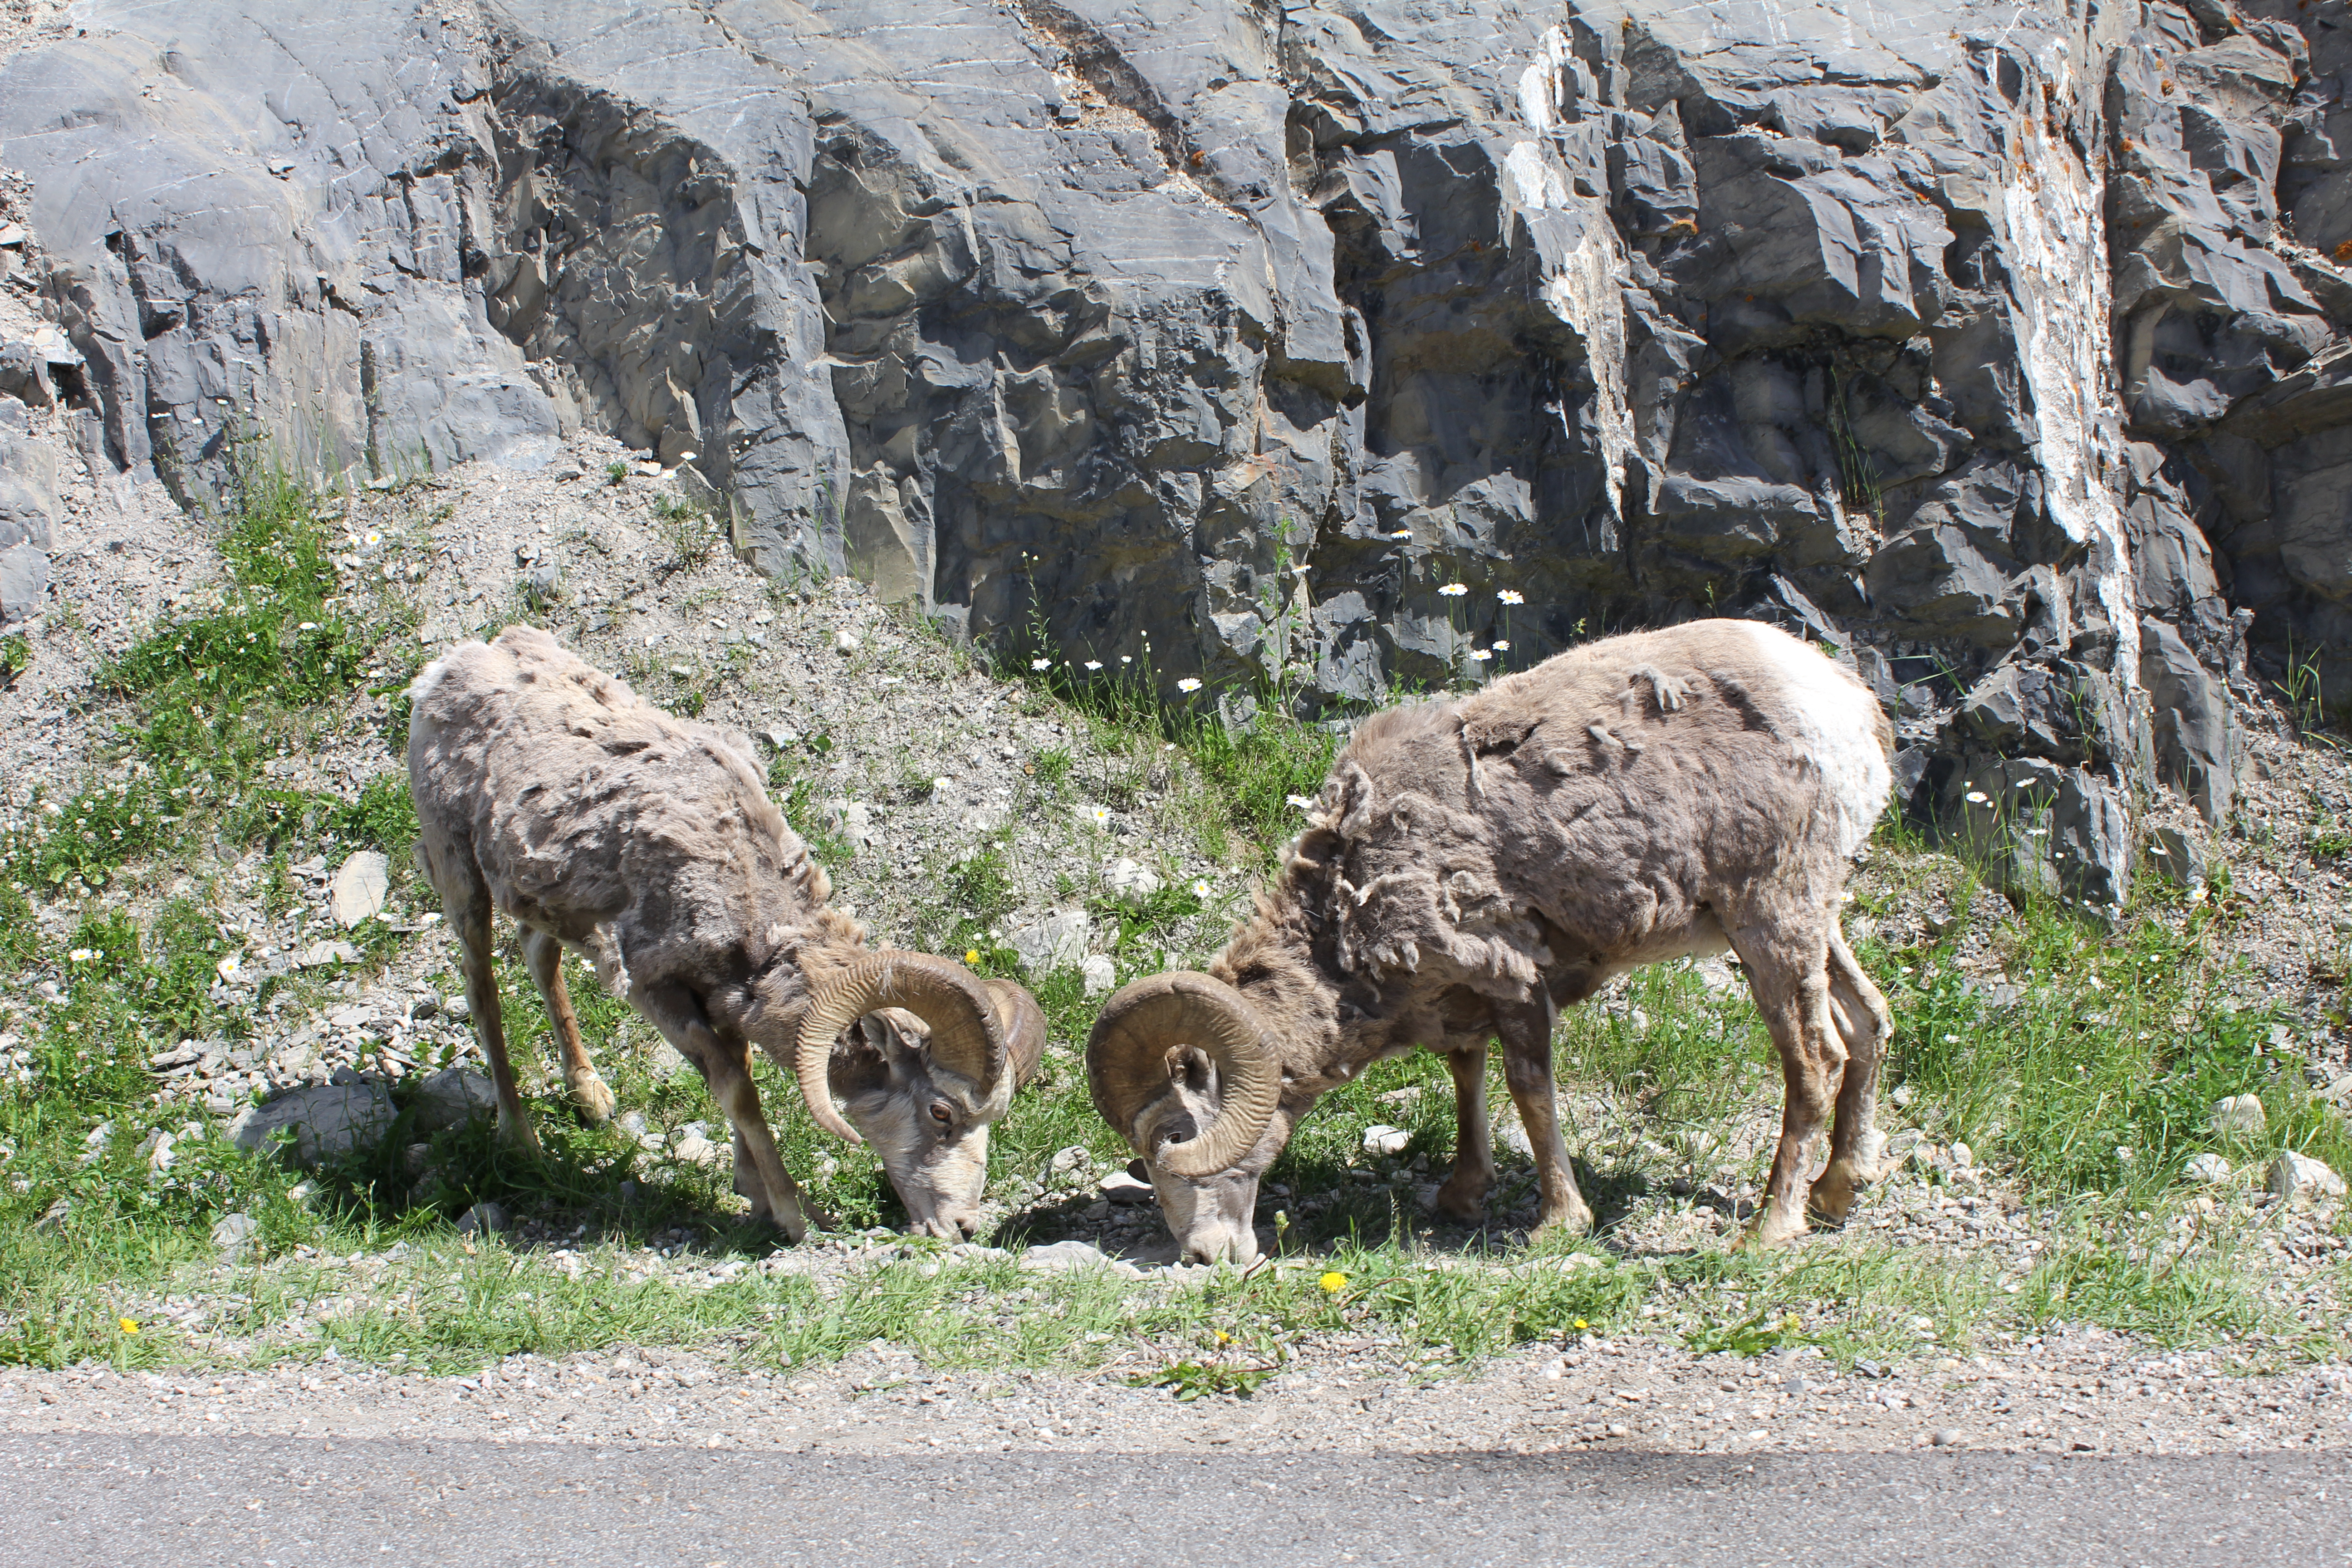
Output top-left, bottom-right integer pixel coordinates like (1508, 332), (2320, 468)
(1087, 619), (1894, 1263)
(407, 625), (1045, 1240)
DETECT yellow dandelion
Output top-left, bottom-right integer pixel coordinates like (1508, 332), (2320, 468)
(118, 1318), (140, 1335)
(1782, 1313), (1802, 1333)
(1573, 1318), (1587, 1331)
(1319, 1271), (1347, 1293)
(964, 949), (981, 966)
(1215, 1330), (1231, 1344)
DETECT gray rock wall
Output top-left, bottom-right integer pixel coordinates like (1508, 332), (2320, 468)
(3, 0), (2348, 906)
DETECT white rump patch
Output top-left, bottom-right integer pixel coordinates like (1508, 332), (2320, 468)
(1735, 624), (1891, 857)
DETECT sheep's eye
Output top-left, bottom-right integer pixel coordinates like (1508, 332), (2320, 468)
(928, 1102), (953, 1126)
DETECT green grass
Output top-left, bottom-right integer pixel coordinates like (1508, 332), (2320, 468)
(2, 479), (2346, 1382)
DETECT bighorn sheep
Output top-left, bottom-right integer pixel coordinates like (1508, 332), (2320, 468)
(407, 625), (1046, 1240)
(1087, 619), (1894, 1263)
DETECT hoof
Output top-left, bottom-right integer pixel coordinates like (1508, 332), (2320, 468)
(1807, 1162), (1861, 1225)
(1735, 1210), (1807, 1252)
(570, 1071), (617, 1125)
(1534, 1197), (1596, 1238)
(1432, 1176), (1489, 1225)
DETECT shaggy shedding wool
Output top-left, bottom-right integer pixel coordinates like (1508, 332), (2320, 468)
(407, 625), (865, 1030)
(1218, 619), (1893, 1033)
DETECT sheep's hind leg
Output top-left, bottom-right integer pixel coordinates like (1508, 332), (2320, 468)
(1808, 926), (1894, 1225)
(521, 928), (616, 1125)
(452, 891), (541, 1155)
(1496, 994), (1594, 1237)
(1730, 921), (1842, 1251)
(1433, 1044), (1495, 1224)
(633, 982), (828, 1243)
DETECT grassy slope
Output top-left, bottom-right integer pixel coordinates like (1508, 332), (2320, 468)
(0, 483), (2345, 1379)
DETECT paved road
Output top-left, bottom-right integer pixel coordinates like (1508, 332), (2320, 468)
(5, 1433), (2345, 1566)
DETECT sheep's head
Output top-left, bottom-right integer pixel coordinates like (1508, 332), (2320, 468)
(1084, 970), (1297, 1265)
(794, 955), (1046, 1240)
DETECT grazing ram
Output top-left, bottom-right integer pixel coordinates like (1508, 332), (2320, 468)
(1087, 619), (1894, 1263)
(407, 625), (1045, 1240)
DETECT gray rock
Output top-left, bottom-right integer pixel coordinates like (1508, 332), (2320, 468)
(328, 851), (390, 928)
(670, 1133), (725, 1168)
(1020, 1240), (1141, 1278)
(1361, 1125), (1411, 1157)
(1079, 953), (1118, 998)
(411, 1067), (498, 1132)
(1101, 858), (1163, 899)
(1, 0), (2344, 858)
(1098, 1171), (1154, 1205)
(2210, 1095), (2268, 1138)
(2181, 1152), (2233, 1185)
(2143, 825), (2206, 888)
(226, 1082), (394, 1167)
(1009, 910), (1091, 974)
(2267, 1151), (2345, 1205)
(456, 1201), (513, 1235)
(210, 1210), (259, 1258)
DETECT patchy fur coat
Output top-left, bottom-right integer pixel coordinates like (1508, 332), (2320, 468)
(1213, 620), (1892, 1074)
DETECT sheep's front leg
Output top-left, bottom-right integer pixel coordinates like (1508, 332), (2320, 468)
(453, 896), (540, 1155)
(521, 928), (616, 1125)
(1495, 994), (1593, 1237)
(633, 982), (829, 1243)
(1433, 1045), (1495, 1223)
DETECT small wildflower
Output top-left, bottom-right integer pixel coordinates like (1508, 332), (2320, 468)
(1084, 659), (1103, 672)
(1467, 648), (1491, 663)
(1031, 657), (1051, 671)
(364, 531), (381, 547)
(1390, 529), (1412, 541)
(965, 949), (982, 966)
(2187, 885), (2209, 906)
(67, 948), (95, 963)
(1438, 583), (1469, 598)
(1285, 794), (1315, 810)
(215, 953), (241, 982)
(1215, 1329), (1232, 1344)
(1319, 1271), (1347, 1293)
(1121, 655), (1133, 665)
(297, 621), (319, 632)
(1572, 1318), (1588, 1331)
(1085, 805), (1112, 828)
(1498, 589), (1525, 605)
(1190, 879), (1212, 899)
(1942, 1033), (1960, 1044)
(1965, 790), (1990, 804)
(1176, 677), (1202, 694)
(117, 1318), (139, 1335)
(1491, 639), (1511, 652)
(1781, 1313), (1801, 1333)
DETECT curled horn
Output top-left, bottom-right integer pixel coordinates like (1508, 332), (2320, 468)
(985, 977), (1050, 1091)
(795, 953), (1007, 1144)
(1085, 971), (1280, 1178)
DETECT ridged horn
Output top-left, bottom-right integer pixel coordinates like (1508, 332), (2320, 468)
(796, 953), (1007, 1144)
(1085, 971), (1280, 1178)
(985, 978), (1050, 1090)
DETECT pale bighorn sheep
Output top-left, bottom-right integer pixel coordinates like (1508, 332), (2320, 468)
(1088, 619), (1894, 1263)
(407, 625), (1046, 1240)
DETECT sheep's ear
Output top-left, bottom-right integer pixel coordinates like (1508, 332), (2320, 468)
(1333, 761), (1378, 838)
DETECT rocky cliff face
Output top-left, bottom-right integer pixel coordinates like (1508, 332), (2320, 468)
(2, 0), (2347, 906)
